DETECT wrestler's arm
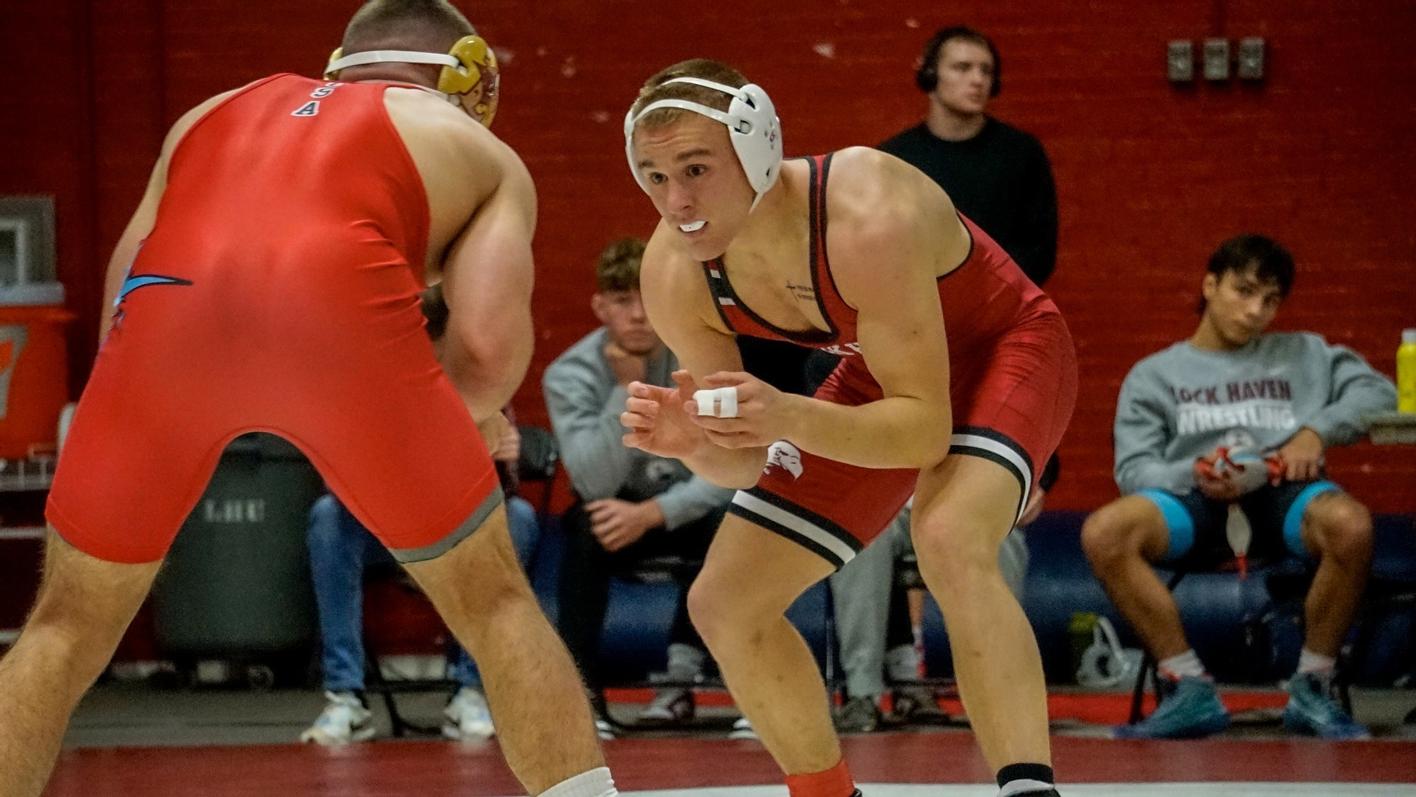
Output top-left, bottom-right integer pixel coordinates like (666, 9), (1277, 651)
(775, 150), (955, 469)
(439, 133), (537, 425)
(99, 90), (236, 343)
(639, 236), (771, 488)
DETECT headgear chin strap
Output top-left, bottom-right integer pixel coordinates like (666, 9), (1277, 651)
(325, 34), (499, 127)
(624, 76), (783, 211)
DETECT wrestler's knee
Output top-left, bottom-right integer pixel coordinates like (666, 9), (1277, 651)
(23, 582), (144, 682)
(685, 575), (732, 645)
(685, 569), (773, 653)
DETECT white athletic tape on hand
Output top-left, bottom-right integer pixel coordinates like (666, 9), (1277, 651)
(692, 387), (739, 418)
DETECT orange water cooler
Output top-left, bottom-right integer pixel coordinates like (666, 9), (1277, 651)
(0, 283), (74, 459)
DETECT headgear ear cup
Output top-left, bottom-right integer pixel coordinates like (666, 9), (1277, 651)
(439, 35), (499, 126)
(324, 47), (346, 80)
(623, 77), (783, 210)
(323, 35), (499, 127)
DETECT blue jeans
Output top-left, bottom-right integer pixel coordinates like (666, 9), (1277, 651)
(308, 492), (541, 692)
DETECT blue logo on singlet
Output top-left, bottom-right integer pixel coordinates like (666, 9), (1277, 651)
(107, 271), (193, 337)
(116, 273), (192, 304)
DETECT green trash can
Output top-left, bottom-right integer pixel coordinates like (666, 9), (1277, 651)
(153, 433), (324, 684)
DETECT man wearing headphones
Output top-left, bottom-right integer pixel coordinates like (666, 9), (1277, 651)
(0, 2), (616, 796)
(621, 59), (1076, 797)
(881, 26), (1058, 286)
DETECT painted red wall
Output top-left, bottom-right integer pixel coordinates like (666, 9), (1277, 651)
(2, 0), (1413, 513)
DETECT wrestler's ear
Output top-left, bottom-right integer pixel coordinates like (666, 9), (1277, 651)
(1201, 273), (1219, 302)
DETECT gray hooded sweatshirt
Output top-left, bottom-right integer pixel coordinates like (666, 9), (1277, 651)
(1113, 332), (1395, 495)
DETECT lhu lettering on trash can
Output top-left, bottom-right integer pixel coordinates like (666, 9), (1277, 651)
(202, 498), (267, 524)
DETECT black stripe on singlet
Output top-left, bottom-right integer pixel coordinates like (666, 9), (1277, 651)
(697, 156), (842, 345)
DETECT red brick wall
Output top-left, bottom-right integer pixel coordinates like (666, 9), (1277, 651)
(3, 0), (1413, 513)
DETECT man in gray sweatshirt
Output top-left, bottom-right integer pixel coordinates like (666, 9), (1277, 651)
(1081, 234), (1394, 741)
(543, 238), (732, 732)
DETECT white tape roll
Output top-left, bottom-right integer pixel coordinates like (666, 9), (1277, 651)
(692, 387), (739, 418)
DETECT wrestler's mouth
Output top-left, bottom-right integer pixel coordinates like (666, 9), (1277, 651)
(679, 220), (707, 234)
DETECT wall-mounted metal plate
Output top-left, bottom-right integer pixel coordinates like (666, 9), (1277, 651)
(1203, 38), (1231, 81)
(1237, 37), (1265, 80)
(1167, 40), (1194, 82)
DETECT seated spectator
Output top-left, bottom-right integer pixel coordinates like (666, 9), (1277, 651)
(829, 466), (1050, 732)
(543, 238), (733, 730)
(1081, 234), (1394, 740)
(301, 286), (542, 745)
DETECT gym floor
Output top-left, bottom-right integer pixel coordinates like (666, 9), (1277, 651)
(51, 681), (1416, 795)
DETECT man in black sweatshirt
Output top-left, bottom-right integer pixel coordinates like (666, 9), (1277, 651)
(879, 25), (1058, 287)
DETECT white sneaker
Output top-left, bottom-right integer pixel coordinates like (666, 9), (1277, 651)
(300, 691), (376, 745)
(595, 717), (616, 740)
(637, 688), (694, 724)
(443, 687), (495, 741)
(728, 716), (758, 740)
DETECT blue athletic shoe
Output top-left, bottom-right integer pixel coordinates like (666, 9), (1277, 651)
(1113, 675), (1230, 739)
(1282, 673), (1370, 740)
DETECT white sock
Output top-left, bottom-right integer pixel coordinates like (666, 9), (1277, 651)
(1296, 648), (1336, 677)
(538, 767), (617, 797)
(1157, 649), (1207, 680)
(885, 643), (920, 683)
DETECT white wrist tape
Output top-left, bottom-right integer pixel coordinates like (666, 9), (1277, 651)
(693, 387), (739, 418)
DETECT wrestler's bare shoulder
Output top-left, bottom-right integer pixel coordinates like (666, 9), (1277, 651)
(826, 146), (954, 228)
(384, 88), (502, 162)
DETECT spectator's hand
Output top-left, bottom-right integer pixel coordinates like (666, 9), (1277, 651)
(1018, 486), (1047, 527)
(622, 370), (709, 459)
(1193, 449), (1244, 502)
(686, 371), (795, 449)
(492, 421), (521, 464)
(586, 498), (659, 552)
(1277, 428), (1324, 482)
(604, 339), (649, 387)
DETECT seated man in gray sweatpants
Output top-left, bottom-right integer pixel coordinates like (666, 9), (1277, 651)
(828, 470), (1048, 732)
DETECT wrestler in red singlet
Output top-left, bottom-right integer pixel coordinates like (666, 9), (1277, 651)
(47, 74), (501, 564)
(703, 153), (1076, 567)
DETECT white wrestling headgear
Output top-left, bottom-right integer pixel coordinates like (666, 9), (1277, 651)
(624, 76), (783, 211)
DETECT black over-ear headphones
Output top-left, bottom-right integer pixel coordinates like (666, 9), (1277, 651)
(915, 25), (1002, 98)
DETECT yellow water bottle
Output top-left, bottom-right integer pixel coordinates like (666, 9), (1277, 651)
(1399, 328), (1416, 413)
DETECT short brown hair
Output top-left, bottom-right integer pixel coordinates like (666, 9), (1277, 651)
(595, 238), (647, 293)
(341, 0), (474, 56)
(629, 59), (750, 132)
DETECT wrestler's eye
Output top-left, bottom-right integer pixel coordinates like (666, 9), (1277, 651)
(647, 172), (667, 185)
(686, 164), (708, 178)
